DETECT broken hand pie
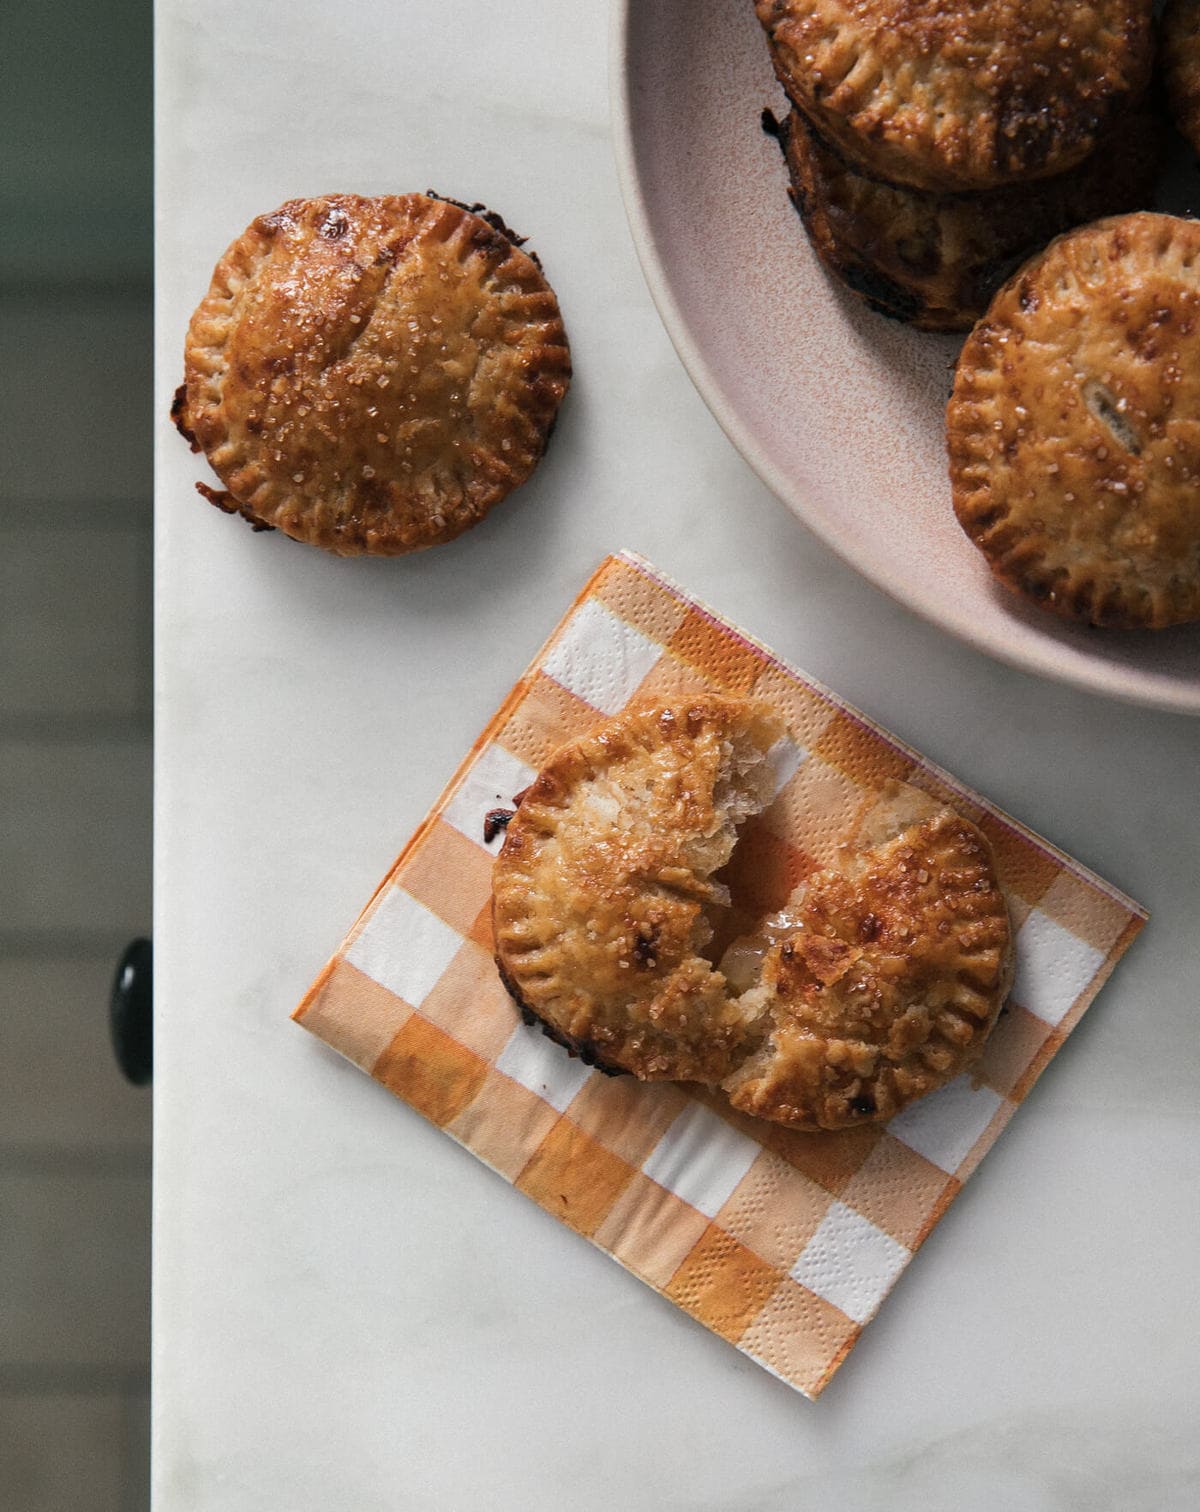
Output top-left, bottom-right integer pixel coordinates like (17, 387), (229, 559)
(492, 699), (786, 1085)
(491, 701), (1012, 1132)
(720, 784), (1013, 1130)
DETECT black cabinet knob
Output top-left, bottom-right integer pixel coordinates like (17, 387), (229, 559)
(110, 937), (153, 1086)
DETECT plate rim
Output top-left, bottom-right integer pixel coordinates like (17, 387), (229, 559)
(608, 0), (1200, 717)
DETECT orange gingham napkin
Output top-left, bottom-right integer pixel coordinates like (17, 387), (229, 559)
(294, 551), (1146, 1399)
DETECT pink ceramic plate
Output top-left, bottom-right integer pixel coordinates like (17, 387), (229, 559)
(611, 0), (1200, 715)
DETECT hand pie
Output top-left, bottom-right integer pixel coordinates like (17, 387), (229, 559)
(948, 212), (1200, 629)
(492, 705), (1012, 1132)
(774, 107), (1163, 333)
(173, 193), (570, 555)
(720, 783), (1012, 1131)
(491, 700), (789, 1083)
(754, 0), (1153, 192)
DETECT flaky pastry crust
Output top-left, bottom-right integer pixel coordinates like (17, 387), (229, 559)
(777, 108), (1163, 332)
(175, 193), (570, 555)
(948, 212), (1200, 629)
(720, 785), (1012, 1131)
(491, 700), (786, 1083)
(756, 0), (1153, 192)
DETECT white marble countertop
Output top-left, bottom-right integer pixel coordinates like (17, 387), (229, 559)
(153, 3), (1200, 1506)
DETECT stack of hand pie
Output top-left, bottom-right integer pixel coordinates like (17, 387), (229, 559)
(757, 1), (1200, 632)
(756, 0), (1159, 331)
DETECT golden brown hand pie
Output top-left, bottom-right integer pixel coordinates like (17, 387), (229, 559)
(491, 700), (788, 1083)
(719, 784), (1012, 1131)
(755, 0), (1153, 192)
(1163, 0), (1200, 155)
(173, 193), (570, 555)
(948, 212), (1200, 629)
(775, 107), (1163, 332)
(493, 706), (1011, 1132)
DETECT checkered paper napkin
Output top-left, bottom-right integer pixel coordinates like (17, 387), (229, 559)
(294, 551), (1146, 1399)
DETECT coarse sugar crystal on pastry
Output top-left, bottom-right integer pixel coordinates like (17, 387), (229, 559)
(755, 0), (1154, 193)
(719, 783), (1012, 1132)
(491, 699), (791, 1083)
(1162, 0), (1200, 155)
(173, 193), (570, 555)
(948, 212), (1200, 629)
(774, 107), (1164, 333)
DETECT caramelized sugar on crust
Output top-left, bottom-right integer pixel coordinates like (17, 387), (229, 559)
(491, 700), (786, 1083)
(176, 193), (570, 555)
(721, 785), (1012, 1131)
(756, 0), (1153, 192)
(1163, 0), (1200, 155)
(948, 213), (1200, 629)
(779, 108), (1163, 332)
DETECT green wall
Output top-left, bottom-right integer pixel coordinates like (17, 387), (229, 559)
(1, 0), (153, 288)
